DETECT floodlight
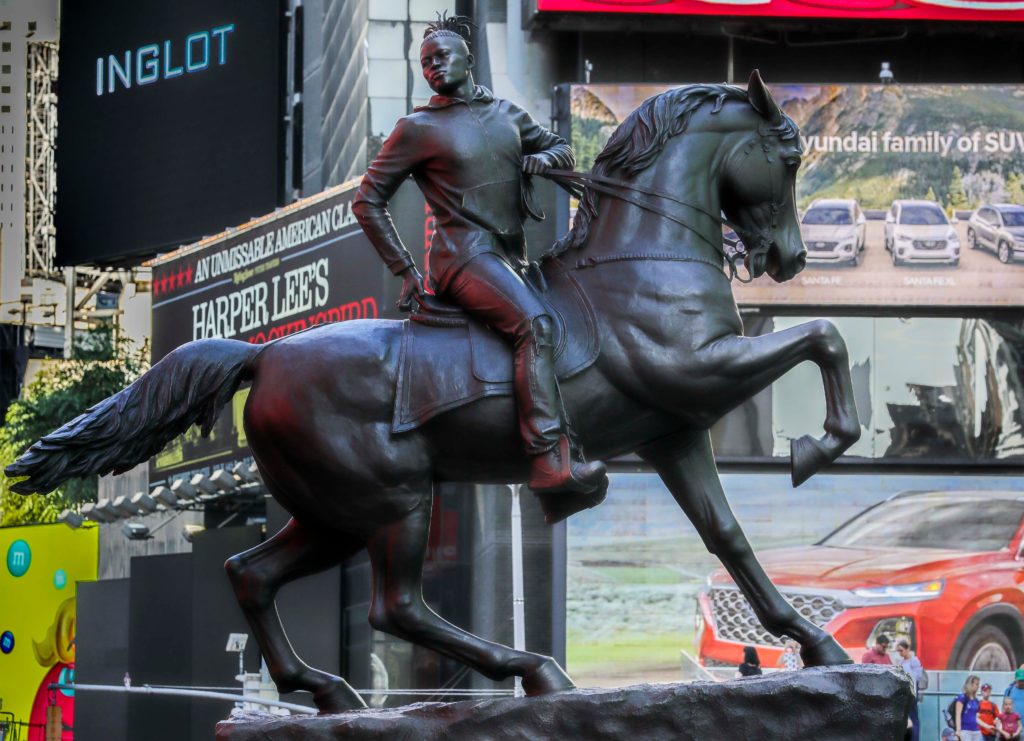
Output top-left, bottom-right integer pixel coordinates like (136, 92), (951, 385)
(121, 521), (151, 540)
(94, 499), (120, 520)
(232, 462), (259, 484)
(130, 491), (159, 513)
(81, 502), (116, 523)
(111, 495), (141, 518)
(182, 524), (205, 543)
(191, 473), (220, 496)
(209, 469), (239, 493)
(151, 485), (177, 508)
(58, 510), (84, 529)
(879, 62), (894, 84)
(170, 478), (198, 501)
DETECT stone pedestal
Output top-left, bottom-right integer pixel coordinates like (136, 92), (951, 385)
(216, 664), (913, 741)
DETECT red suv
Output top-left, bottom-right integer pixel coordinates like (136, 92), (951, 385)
(697, 490), (1024, 671)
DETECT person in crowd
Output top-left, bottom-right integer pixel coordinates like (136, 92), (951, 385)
(956, 674), (983, 741)
(999, 697), (1021, 740)
(861, 634), (893, 665)
(896, 640), (923, 741)
(776, 639), (802, 671)
(979, 683), (1000, 741)
(1005, 668), (1024, 710)
(736, 645), (763, 677)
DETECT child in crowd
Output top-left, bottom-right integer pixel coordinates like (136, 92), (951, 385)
(1000, 697), (1022, 740)
(980, 683), (1001, 740)
(776, 640), (801, 671)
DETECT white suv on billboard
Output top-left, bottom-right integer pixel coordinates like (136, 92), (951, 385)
(884, 200), (960, 267)
(800, 199), (867, 266)
(967, 204), (1024, 264)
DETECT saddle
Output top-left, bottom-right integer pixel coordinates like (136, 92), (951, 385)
(392, 270), (600, 433)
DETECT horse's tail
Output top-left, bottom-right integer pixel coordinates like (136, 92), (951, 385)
(5, 338), (262, 495)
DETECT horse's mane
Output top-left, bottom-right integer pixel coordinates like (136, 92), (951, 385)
(547, 83), (797, 257)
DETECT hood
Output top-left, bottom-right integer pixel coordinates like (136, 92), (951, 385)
(801, 224), (856, 242)
(706, 545), (996, 591)
(895, 224), (952, 239)
(1006, 227), (1024, 239)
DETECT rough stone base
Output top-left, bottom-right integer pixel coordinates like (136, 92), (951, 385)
(216, 665), (913, 741)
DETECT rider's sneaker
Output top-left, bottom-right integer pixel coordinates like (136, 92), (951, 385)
(528, 435), (606, 495)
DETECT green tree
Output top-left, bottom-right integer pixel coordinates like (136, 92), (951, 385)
(1006, 171), (1024, 205)
(948, 166), (969, 211)
(0, 328), (147, 526)
(925, 186), (937, 203)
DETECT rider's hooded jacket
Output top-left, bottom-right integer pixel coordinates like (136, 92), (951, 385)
(353, 85), (574, 292)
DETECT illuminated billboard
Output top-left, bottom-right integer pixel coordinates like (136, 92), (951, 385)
(570, 83), (1024, 307)
(536, 0), (1024, 22)
(56, 0), (284, 265)
(147, 180), (428, 485)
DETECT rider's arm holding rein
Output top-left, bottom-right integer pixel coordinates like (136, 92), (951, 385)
(353, 116), (424, 276)
(511, 103), (575, 172)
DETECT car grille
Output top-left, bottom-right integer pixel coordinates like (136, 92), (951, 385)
(709, 587), (844, 646)
(912, 239), (946, 250)
(808, 241), (837, 251)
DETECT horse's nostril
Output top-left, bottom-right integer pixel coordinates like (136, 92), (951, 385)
(795, 251), (807, 272)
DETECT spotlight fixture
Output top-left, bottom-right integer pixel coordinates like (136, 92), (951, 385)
(151, 485), (177, 508)
(182, 523), (206, 543)
(209, 469), (239, 493)
(130, 491), (159, 514)
(121, 521), (151, 540)
(879, 62), (894, 84)
(111, 495), (142, 518)
(58, 510), (84, 529)
(81, 501), (116, 523)
(232, 462), (259, 484)
(170, 478), (198, 501)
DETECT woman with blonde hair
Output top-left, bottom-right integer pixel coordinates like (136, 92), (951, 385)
(957, 674), (984, 741)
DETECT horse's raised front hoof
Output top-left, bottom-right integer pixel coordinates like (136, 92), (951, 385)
(800, 634), (852, 667)
(313, 679), (367, 715)
(521, 657), (576, 696)
(790, 435), (832, 488)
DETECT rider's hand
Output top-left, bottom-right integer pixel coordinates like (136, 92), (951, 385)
(522, 154), (552, 176)
(397, 266), (426, 312)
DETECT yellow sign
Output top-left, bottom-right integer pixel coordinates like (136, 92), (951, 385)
(0, 523), (98, 736)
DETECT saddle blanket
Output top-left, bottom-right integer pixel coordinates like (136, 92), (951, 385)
(392, 272), (599, 433)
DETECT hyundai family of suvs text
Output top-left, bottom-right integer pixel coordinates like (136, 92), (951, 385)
(967, 203), (1024, 264)
(884, 200), (960, 266)
(698, 491), (1024, 671)
(800, 199), (867, 266)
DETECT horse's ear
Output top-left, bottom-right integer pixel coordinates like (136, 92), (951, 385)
(747, 69), (783, 125)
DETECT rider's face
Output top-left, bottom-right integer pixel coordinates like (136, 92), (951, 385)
(420, 36), (473, 95)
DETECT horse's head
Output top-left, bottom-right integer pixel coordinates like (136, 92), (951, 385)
(719, 71), (806, 283)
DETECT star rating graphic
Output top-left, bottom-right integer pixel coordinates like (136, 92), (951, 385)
(153, 263), (194, 297)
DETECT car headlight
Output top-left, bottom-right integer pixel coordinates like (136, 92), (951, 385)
(851, 580), (944, 604)
(947, 231), (960, 244)
(896, 234), (913, 243)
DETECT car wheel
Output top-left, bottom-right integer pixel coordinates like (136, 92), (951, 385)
(968, 228), (978, 250)
(950, 624), (1018, 672)
(999, 242), (1012, 264)
(851, 249), (860, 267)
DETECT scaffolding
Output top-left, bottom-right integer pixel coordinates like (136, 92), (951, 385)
(24, 39), (58, 280)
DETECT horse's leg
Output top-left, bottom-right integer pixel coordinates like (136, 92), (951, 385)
(225, 517), (366, 713)
(696, 319), (860, 486)
(638, 430), (851, 667)
(366, 492), (575, 694)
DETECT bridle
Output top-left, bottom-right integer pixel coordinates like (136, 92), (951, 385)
(545, 126), (790, 283)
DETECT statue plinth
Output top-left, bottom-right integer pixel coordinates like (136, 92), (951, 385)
(216, 665), (912, 741)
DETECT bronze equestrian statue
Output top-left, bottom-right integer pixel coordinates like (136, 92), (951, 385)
(354, 16), (606, 520)
(6, 62), (861, 711)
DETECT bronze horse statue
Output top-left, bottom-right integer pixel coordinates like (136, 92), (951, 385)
(7, 72), (860, 713)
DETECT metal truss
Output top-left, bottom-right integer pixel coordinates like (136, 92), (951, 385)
(25, 40), (58, 280)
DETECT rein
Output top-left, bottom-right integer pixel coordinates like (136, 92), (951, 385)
(545, 134), (783, 284)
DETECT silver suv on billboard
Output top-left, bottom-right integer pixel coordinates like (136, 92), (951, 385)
(800, 199), (867, 266)
(885, 200), (961, 267)
(967, 204), (1024, 264)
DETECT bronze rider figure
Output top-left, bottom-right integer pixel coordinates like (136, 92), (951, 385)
(353, 14), (606, 506)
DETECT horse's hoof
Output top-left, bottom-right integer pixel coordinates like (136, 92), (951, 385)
(313, 680), (367, 714)
(800, 634), (852, 667)
(790, 435), (832, 487)
(522, 657), (576, 696)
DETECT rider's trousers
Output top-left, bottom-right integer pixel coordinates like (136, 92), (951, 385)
(443, 252), (564, 456)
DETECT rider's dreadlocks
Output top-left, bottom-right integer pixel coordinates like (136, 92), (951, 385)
(422, 11), (473, 44)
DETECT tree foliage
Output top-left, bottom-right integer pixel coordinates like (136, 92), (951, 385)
(948, 166), (970, 211)
(0, 327), (147, 527)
